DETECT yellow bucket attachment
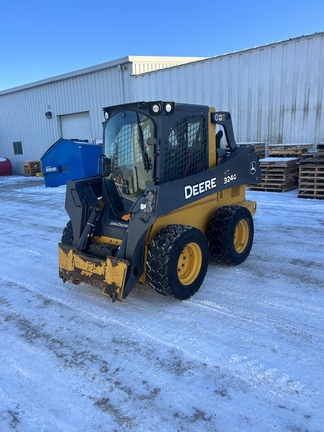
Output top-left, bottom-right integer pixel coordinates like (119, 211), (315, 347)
(58, 243), (129, 301)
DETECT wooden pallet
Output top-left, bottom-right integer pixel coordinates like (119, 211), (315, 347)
(298, 150), (324, 199)
(298, 187), (324, 197)
(249, 157), (299, 192)
(249, 184), (297, 192)
(268, 143), (313, 157)
(299, 151), (324, 165)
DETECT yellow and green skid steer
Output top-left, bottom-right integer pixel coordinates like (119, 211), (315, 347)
(59, 101), (261, 301)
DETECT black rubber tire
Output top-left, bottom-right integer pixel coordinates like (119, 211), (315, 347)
(147, 224), (209, 300)
(61, 220), (73, 246)
(207, 205), (254, 265)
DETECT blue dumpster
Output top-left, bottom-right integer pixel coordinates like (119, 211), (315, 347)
(41, 139), (103, 187)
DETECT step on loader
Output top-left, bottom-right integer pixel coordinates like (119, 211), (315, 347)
(59, 101), (261, 301)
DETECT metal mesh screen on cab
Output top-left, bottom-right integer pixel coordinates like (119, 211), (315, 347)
(163, 115), (207, 182)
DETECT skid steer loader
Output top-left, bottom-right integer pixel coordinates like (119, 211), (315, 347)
(59, 101), (261, 301)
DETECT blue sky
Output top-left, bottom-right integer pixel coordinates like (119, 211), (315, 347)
(0, 0), (323, 91)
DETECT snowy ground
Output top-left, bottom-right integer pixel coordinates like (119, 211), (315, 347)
(0, 175), (323, 432)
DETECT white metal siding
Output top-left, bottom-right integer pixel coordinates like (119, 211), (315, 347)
(0, 56), (200, 174)
(60, 112), (91, 141)
(0, 62), (133, 174)
(133, 34), (324, 146)
(129, 56), (206, 75)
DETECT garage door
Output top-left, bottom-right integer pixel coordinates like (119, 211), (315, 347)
(60, 112), (92, 141)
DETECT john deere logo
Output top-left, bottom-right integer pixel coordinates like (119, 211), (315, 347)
(250, 161), (257, 174)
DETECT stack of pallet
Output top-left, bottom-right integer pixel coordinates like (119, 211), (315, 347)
(237, 142), (266, 159)
(249, 157), (299, 192)
(268, 143), (315, 188)
(249, 143), (314, 193)
(298, 144), (324, 200)
(23, 161), (41, 176)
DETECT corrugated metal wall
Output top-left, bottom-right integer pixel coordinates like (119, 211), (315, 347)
(0, 56), (199, 174)
(0, 62), (132, 174)
(132, 33), (324, 146)
(130, 56), (206, 75)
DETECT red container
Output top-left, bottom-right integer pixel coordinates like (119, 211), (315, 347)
(0, 158), (12, 176)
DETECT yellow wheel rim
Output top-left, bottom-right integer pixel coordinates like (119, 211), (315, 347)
(177, 242), (202, 286)
(234, 219), (249, 253)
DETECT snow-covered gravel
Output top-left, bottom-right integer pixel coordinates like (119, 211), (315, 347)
(0, 175), (323, 431)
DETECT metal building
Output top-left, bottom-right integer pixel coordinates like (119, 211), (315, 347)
(1, 33), (323, 175)
(133, 33), (324, 146)
(0, 56), (203, 174)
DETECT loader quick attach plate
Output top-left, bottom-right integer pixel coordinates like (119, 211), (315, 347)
(58, 243), (130, 301)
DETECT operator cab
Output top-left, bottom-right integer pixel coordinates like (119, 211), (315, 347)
(93, 104), (158, 251)
(102, 101), (212, 200)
